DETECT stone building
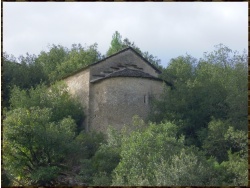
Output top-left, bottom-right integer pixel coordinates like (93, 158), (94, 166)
(63, 47), (170, 133)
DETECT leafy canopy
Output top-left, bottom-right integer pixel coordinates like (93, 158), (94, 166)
(3, 82), (86, 186)
(3, 106), (82, 186)
(150, 44), (247, 146)
(112, 121), (220, 186)
(9, 82), (84, 128)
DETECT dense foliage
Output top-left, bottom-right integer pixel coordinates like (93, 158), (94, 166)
(37, 43), (101, 82)
(2, 53), (48, 108)
(112, 121), (219, 186)
(3, 83), (87, 185)
(2, 43), (101, 109)
(3, 107), (79, 185)
(150, 45), (247, 146)
(2, 32), (247, 186)
(9, 83), (84, 129)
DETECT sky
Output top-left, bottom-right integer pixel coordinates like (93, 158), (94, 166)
(3, 2), (248, 67)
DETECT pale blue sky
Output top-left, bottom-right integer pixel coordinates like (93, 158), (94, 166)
(3, 2), (248, 67)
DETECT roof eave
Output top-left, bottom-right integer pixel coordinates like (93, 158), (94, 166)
(90, 75), (166, 84)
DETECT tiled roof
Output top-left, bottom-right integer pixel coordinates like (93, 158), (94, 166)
(90, 68), (163, 83)
(90, 47), (162, 73)
(107, 68), (157, 78)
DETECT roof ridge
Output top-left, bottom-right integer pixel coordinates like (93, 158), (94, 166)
(90, 68), (163, 84)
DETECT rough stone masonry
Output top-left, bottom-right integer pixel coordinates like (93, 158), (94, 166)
(63, 47), (170, 133)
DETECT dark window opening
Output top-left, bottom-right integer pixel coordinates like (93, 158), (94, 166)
(144, 95), (148, 104)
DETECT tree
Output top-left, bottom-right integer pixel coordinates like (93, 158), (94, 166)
(106, 31), (124, 56)
(153, 149), (220, 186)
(220, 151), (247, 185)
(150, 55), (203, 145)
(49, 43), (101, 81)
(9, 82), (84, 130)
(2, 53), (20, 108)
(2, 52), (48, 108)
(112, 121), (220, 186)
(2, 44), (104, 186)
(36, 43), (101, 82)
(3, 82), (87, 186)
(75, 126), (121, 186)
(36, 44), (69, 82)
(71, 131), (105, 186)
(202, 119), (247, 163)
(149, 44), (247, 146)
(3, 107), (82, 186)
(201, 44), (248, 131)
(91, 126), (121, 185)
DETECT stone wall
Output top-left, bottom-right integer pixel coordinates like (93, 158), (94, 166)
(62, 48), (165, 133)
(89, 77), (164, 133)
(63, 69), (90, 130)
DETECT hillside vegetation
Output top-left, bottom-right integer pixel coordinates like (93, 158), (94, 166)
(2, 32), (247, 186)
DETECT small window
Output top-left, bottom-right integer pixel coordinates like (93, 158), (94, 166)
(144, 95), (148, 104)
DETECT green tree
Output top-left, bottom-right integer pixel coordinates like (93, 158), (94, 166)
(3, 107), (82, 186)
(150, 44), (247, 146)
(202, 119), (247, 162)
(2, 53), (20, 108)
(75, 130), (105, 159)
(220, 151), (247, 185)
(112, 121), (220, 186)
(49, 43), (101, 81)
(36, 44), (69, 82)
(2, 52), (48, 108)
(36, 43), (101, 82)
(150, 55), (202, 145)
(201, 44), (248, 131)
(3, 82), (87, 186)
(9, 82), (84, 130)
(91, 127), (121, 185)
(153, 149), (220, 186)
(73, 131), (105, 186)
(76, 126), (121, 186)
(106, 31), (124, 56)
